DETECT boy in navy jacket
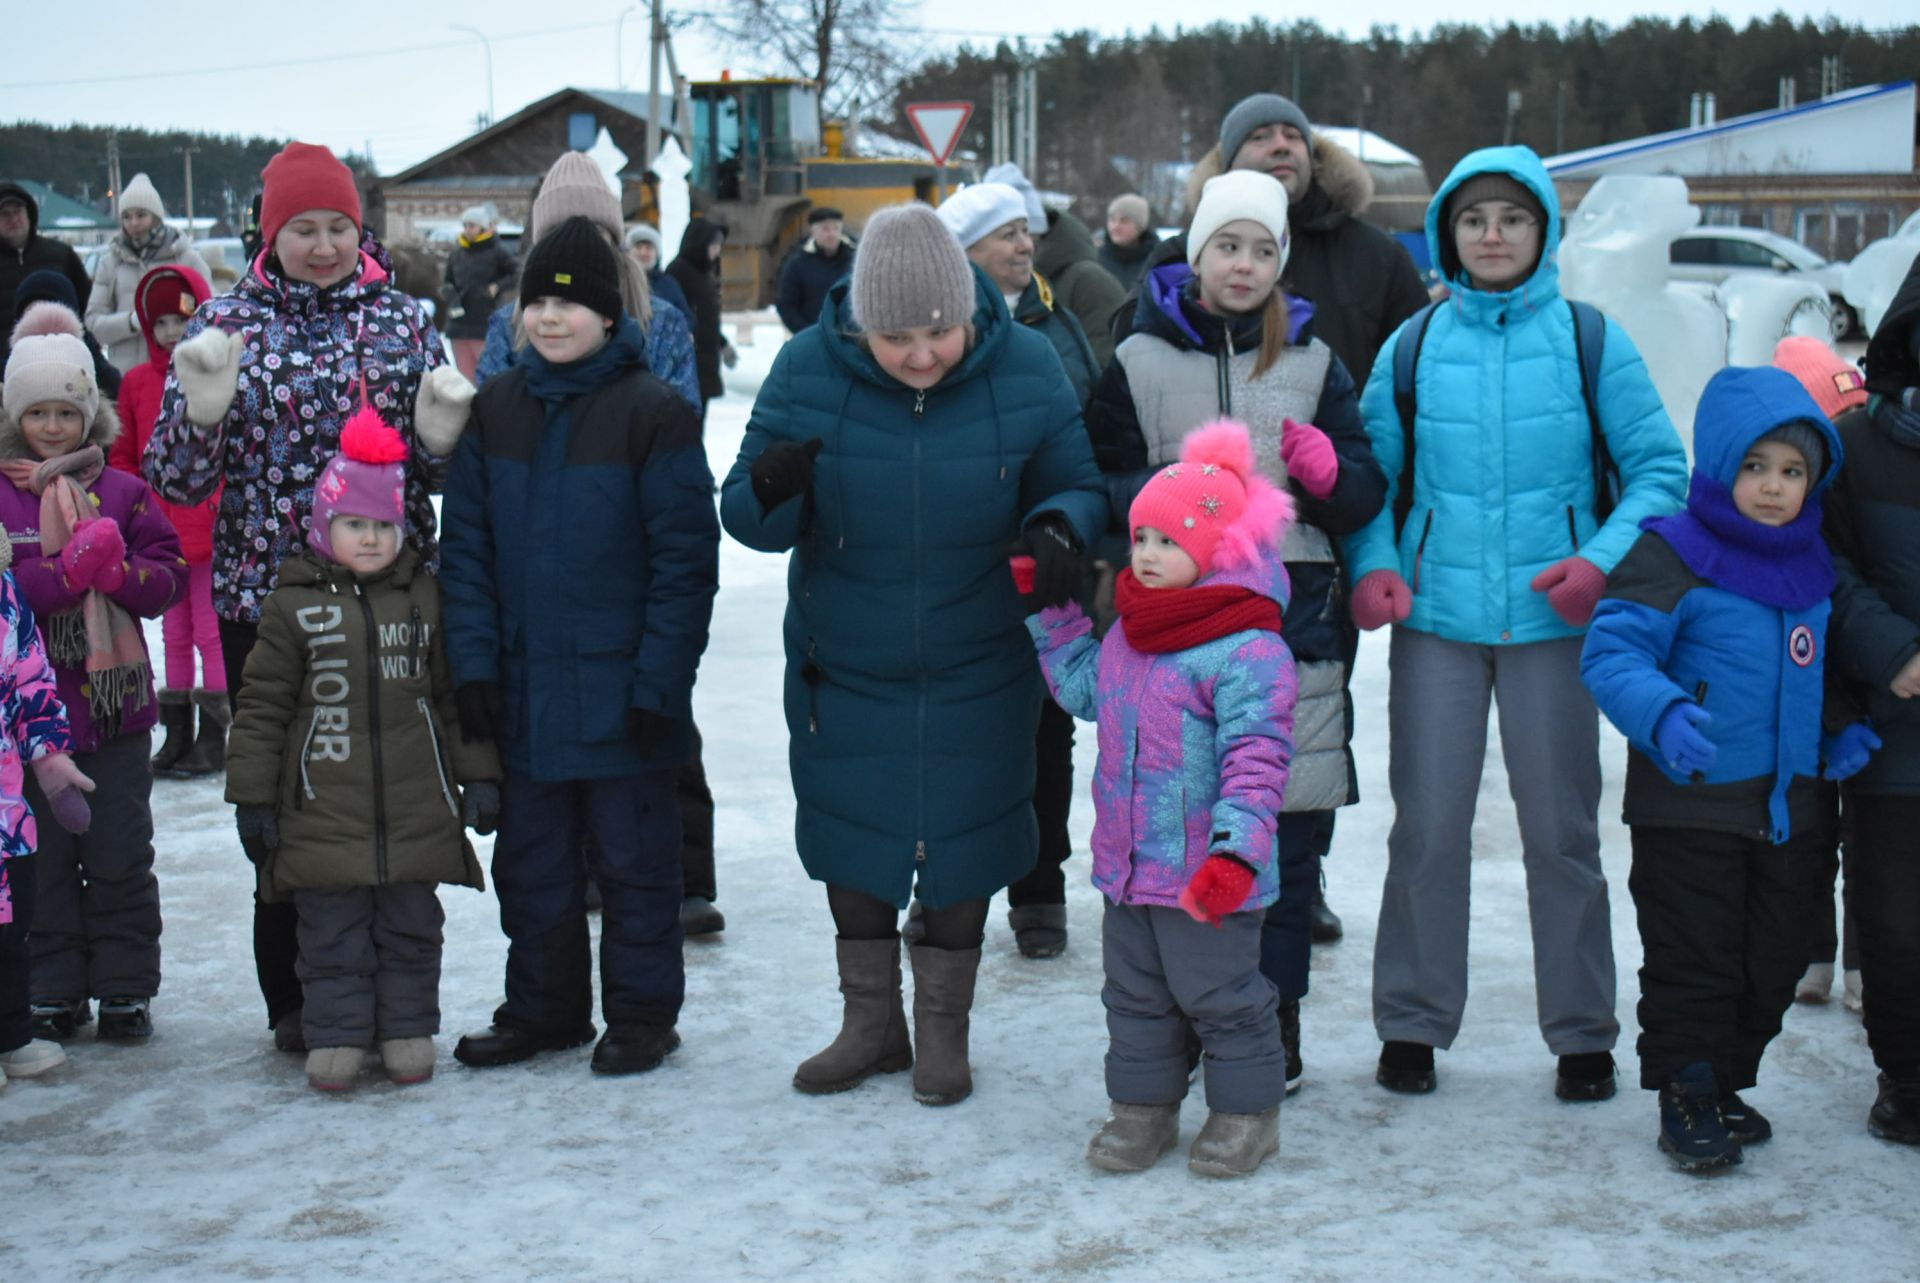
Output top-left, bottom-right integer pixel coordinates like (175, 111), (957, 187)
(1582, 366), (1875, 1173)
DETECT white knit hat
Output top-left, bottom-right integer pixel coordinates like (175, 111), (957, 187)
(3, 302), (99, 424)
(118, 173), (166, 220)
(983, 163), (1048, 227)
(1187, 170), (1291, 277)
(936, 183), (1031, 250)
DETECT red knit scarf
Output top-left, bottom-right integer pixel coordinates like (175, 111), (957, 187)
(1113, 568), (1283, 654)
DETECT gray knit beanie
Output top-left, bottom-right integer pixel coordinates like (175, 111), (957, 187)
(1756, 421), (1828, 483)
(1444, 172), (1546, 229)
(849, 203), (975, 333)
(531, 151), (624, 243)
(1219, 94), (1313, 166)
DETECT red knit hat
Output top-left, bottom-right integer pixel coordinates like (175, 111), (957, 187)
(260, 142), (362, 249)
(1127, 418), (1293, 577)
(1772, 336), (1866, 421)
(309, 407), (409, 563)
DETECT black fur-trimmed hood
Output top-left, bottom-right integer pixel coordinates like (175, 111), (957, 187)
(1181, 133), (1376, 229)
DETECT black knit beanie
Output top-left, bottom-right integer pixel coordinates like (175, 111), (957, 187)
(1756, 421), (1828, 483)
(521, 216), (623, 321)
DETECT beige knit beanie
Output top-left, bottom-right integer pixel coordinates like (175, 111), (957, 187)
(849, 203), (976, 333)
(3, 302), (100, 424)
(118, 173), (166, 220)
(531, 152), (624, 243)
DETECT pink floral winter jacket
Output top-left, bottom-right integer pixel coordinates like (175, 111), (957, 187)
(1027, 551), (1297, 911)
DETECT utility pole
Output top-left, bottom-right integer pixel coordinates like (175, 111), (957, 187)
(992, 73), (1009, 167)
(646, 0), (665, 167)
(1555, 80), (1566, 155)
(106, 131), (123, 205)
(180, 145), (197, 240)
(1503, 89), (1522, 146)
(451, 25), (495, 127)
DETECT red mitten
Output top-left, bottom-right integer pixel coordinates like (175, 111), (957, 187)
(1530, 556), (1607, 628)
(1178, 854), (1257, 928)
(60, 518), (127, 594)
(1279, 418), (1339, 499)
(1350, 569), (1413, 631)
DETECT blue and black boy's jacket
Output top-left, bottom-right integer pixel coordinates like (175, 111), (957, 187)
(1582, 367), (1845, 843)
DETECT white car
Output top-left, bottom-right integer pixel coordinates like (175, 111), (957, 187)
(1669, 227), (1855, 339)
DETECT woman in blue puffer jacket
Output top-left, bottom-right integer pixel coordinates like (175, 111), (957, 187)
(1341, 144), (1689, 1100)
(721, 204), (1105, 1109)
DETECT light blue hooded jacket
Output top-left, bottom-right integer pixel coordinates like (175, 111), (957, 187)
(1343, 145), (1688, 645)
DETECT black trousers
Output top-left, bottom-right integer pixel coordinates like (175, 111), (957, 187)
(221, 616), (303, 1029)
(678, 724), (716, 902)
(0, 855), (35, 1054)
(1628, 823), (1823, 1091)
(1007, 697), (1075, 908)
(1847, 792), (1920, 1074)
(1805, 781), (1856, 968)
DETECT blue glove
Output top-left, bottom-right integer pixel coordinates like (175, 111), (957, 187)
(1653, 701), (1717, 777)
(1822, 722), (1882, 781)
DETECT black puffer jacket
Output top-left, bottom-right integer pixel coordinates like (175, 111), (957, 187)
(667, 221), (728, 402)
(442, 234), (519, 340)
(0, 182), (93, 350)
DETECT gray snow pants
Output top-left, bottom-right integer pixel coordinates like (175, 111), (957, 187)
(1372, 628), (1619, 1055)
(1102, 899), (1285, 1114)
(27, 733), (161, 1003)
(294, 884), (444, 1049)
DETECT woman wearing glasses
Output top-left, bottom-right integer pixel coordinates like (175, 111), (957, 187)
(1340, 146), (1688, 1100)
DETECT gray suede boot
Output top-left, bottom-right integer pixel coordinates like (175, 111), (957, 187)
(793, 937), (912, 1094)
(1188, 1105), (1280, 1178)
(909, 943), (980, 1106)
(1087, 1101), (1182, 1173)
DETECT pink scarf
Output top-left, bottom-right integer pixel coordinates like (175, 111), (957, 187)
(0, 446), (151, 736)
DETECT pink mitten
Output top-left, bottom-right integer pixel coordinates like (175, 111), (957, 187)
(1280, 418), (1339, 499)
(1350, 569), (1413, 631)
(60, 518), (127, 594)
(1530, 556), (1607, 628)
(1178, 855), (1257, 928)
(31, 753), (95, 835)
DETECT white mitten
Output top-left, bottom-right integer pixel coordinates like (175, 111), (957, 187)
(413, 364), (476, 456)
(173, 328), (244, 427)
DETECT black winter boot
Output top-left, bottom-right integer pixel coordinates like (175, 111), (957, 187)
(793, 936), (912, 1093)
(909, 943), (980, 1106)
(1869, 1069), (1920, 1145)
(1658, 1062), (1743, 1172)
(1555, 1051), (1618, 1102)
(1720, 1091), (1772, 1144)
(150, 690), (193, 774)
(169, 689), (230, 777)
(1280, 1000), (1303, 1094)
(1377, 1040), (1436, 1094)
(590, 1022), (680, 1074)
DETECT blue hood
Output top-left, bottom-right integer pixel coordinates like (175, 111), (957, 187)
(1691, 366), (1843, 494)
(1426, 145), (1562, 305)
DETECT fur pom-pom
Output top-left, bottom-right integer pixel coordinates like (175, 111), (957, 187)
(340, 405), (410, 464)
(1181, 417), (1295, 573)
(13, 301), (84, 341)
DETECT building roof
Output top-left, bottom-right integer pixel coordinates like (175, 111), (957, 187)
(384, 87), (657, 187)
(1544, 80), (1916, 177)
(2, 179), (113, 230)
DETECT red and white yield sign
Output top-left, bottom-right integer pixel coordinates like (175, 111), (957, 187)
(905, 101), (975, 166)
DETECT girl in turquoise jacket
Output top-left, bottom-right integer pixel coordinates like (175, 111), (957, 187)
(1341, 146), (1688, 1100)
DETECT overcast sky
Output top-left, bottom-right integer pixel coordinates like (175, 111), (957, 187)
(3, 0), (1909, 177)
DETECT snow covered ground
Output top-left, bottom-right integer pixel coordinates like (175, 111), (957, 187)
(4, 326), (1915, 1283)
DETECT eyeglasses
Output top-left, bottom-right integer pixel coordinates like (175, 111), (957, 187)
(1457, 212), (1539, 240)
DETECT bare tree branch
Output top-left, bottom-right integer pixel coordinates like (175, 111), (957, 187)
(697, 0), (919, 115)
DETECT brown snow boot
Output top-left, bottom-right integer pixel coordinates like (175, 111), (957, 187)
(793, 936), (913, 1094)
(150, 689), (193, 774)
(170, 689), (231, 777)
(909, 943), (980, 1106)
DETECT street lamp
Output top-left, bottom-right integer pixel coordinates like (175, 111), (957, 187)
(451, 25), (495, 127)
(616, 5), (641, 90)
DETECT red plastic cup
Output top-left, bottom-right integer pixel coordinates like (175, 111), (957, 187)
(1008, 555), (1036, 594)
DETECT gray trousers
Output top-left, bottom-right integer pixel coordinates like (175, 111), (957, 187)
(1372, 628), (1619, 1055)
(294, 884), (444, 1049)
(1102, 899), (1285, 1114)
(27, 733), (161, 1003)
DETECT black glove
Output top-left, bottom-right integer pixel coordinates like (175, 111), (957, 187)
(629, 708), (680, 751)
(461, 780), (502, 835)
(456, 681), (503, 744)
(1022, 516), (1084, 609)
(235, 804), (280, 865)
(750, 438), (824, 511)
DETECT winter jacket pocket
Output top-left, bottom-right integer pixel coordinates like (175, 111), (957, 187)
(1411, 510), (1435, 594)
(575, 620), (644, 745)
(417, 698), (459, 818)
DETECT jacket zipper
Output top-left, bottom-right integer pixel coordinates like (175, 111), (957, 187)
(912, 413), (928, 878)
(408, 606), (423, 678)
(298, 708), (322, 806)
(354, 583), (390, 885)
(1412, 510), (1435, 593)
(1216, 323), (1234, 416)
(417, 697), (459, 817)
(913, 389), (926, 420)
(1565, 504), (1580, 551)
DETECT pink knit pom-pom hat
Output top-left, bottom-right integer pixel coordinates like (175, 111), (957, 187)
(1127, 417), (1294, 576)
(308, 406), (409, 562)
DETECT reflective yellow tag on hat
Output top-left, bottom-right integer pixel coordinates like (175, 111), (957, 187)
(554, 272), (573, 285)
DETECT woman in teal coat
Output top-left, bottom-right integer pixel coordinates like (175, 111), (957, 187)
(1341, 145), (1688, 1100)
(721, 204), (1105, 1108)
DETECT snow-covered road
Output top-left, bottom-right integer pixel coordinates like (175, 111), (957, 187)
(4, 327), (1913, 1283)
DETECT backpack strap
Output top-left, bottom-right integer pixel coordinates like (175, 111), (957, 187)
(1390, 301), (1441, 537)
(1567, 300), (1620, 524)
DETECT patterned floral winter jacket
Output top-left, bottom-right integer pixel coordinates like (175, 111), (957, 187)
(143, 244), (449, 624)
(1028, 551), (1297, 911)
(0, 566), (75, 926)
